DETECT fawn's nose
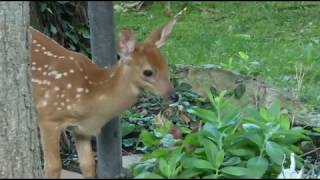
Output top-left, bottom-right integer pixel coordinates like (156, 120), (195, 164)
(169, 90), (179, 102)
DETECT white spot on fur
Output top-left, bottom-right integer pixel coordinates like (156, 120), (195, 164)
(32, 62), (36, 65)
(34, 49), (39, 52)
(31, 67), (36, 71)
(42, 72), (47, 76)
(44, 64), (49, 68)
(32, 40), (37, 44)
(53, 102), (58, 106)
(63, 72), (68, 76)
(54, 86), (60, 91)
(76, 88), (84, 93)
(37, 67), (42, 71)
(67, 105), (71, 110)
(55, 73), (62, 79)
(69, 56), (74, 60)
(66, 98), (70, 102)
(76, 94), (81, 98)
(85, 88), (89, 93)
(44, 92), (50, 99)
(32, 79), (42, 85)
(48, 71), (58, 76)
(59, 56), (65, 59)
(41, 47), (46, 50)
(84, 76), (88, 79)
(69, 69), (74, 73)
(67, 84), (72, 89)
(36, 44), (41, 47)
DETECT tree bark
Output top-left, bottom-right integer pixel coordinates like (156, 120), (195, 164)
(0, 2), (43, 178)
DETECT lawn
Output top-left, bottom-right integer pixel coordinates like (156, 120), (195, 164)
(114, 1), (320, 109)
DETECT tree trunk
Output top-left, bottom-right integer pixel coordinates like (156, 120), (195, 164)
(0, 2), (43, 178)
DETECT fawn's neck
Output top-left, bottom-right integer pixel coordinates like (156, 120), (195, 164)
(91, 61), (140, 112)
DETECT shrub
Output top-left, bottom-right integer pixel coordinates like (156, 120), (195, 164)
(130, 90), (311, 179)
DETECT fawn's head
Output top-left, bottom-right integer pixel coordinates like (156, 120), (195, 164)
(117, 19), (178, 102)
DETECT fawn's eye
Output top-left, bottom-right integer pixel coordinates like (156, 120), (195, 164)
(143, 70), (153, 77)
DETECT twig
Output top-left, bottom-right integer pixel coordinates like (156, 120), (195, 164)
(174, 7), (187, 19)
(299, 147), (320, 157)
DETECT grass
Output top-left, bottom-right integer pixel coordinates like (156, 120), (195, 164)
(114, 1), (320, 109)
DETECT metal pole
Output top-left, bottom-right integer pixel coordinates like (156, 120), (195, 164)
(87, 2), (122, 178)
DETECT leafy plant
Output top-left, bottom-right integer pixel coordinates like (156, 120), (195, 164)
(130, 90), (311, 178)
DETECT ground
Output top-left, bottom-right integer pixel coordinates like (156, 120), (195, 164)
(114, 1), (320, 109)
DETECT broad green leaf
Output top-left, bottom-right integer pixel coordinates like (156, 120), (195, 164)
(168, 148), (184, 172)
(313, 127), (320, 133)
(228, 148), (255, 157)
(178, 169), (202, 179)
(246, 157), (269, 178)
(244, 132), (264, 148)
(203, 139), (218, 165)
(183, 158), (215, 170)
(202, 123), (221, 140)
(187, 107), (217, 124)
(159, 158), (170, 178)
(266, 141), (285, 165)
(222, 157), (241, 166)
(215, 150), (224, 168)
(121, 121), (136, 137)
(151, 148), (167, 158)
(140, 129), (159, 147)
(220, 166), (248, 176)
(280, 117), (290, 130)
(135, 172), (164, 179)
(182, 133), (199, 147)
(203, 174), (219, 179)
(269, 100), (281, 120)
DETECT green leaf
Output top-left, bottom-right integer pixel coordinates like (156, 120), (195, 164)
(215, 150), (224, 168)
(160, 134), (175, 148)
(178, 169), (201, 179)
(228, 148), (255, 157)
(135, 172), (164, 179)
(140, 129), (159, 147)
(183, 158), (215, 170)
(266, 141), (285, 165)
(203, 139), (218, 165)
(50, 24), (57, 34)
(238, 51), (249, 60)
(203, 174), (219, 179)
(313, 127), (320, 133)
(202, 123), (221, 140)
(280, 117), (290, 130)
(220, 166), (248, 176)
(244, 132), (264, 148)
(222, 157), (241, 166)
(268, 99), (281, 120)
(159, 158), (170, 178)
(151, 148), (167, 158)
(187, 107), (217, 124)
(246, 157), (269, 178)
(121, 121), (136, 137)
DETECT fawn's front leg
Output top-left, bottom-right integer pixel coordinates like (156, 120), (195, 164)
(39, 121), (63, 178)
(73, 129), (96, 178)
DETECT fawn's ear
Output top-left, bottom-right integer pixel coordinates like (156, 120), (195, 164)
(118, 30), (135, 60)
(145, 18), (177, 48)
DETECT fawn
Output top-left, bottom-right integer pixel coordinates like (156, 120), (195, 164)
(30, 19), (177, 178)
